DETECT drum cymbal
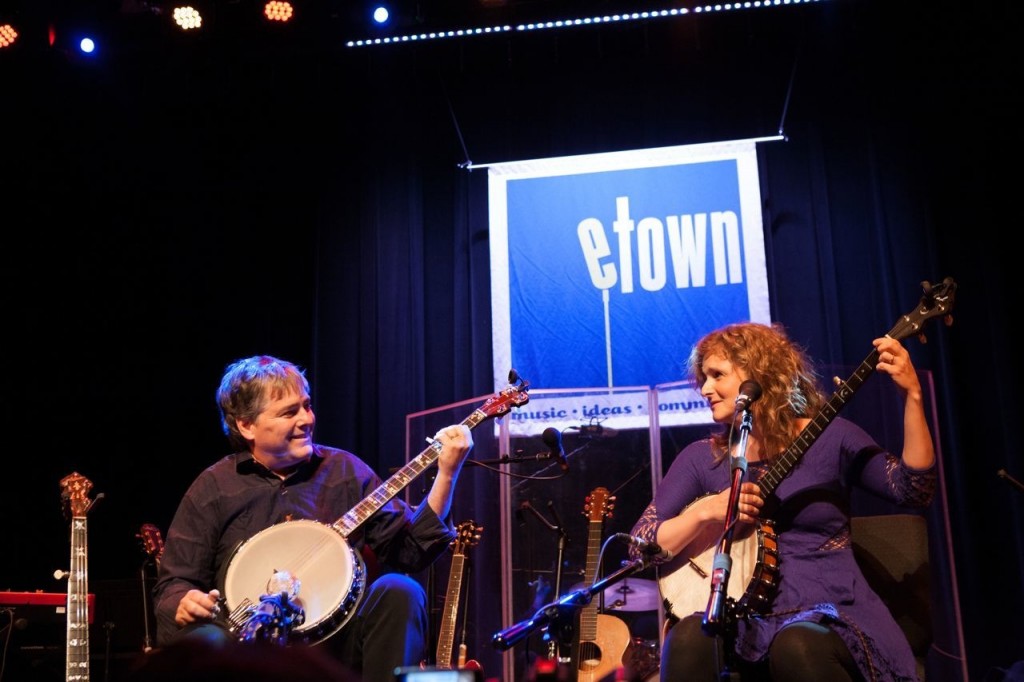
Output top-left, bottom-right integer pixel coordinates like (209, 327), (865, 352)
(569, 577), (660, 612)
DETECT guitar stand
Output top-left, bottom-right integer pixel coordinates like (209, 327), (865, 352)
(139, 558), (155, 652)
(492, 556), (653, 653)
(102, 621), (115, 682)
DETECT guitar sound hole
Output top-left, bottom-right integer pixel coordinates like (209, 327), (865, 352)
(579, 641), (603, 668)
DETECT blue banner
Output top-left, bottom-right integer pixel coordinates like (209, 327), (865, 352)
(488, 140), (771, 427)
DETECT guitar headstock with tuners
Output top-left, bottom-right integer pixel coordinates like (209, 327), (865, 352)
(476, 372), (530, 420)
(60, 472), (98, 520)
(583, 487), (614, 523)
(451, 520), (483, 556)
(138, 523), (165, 568)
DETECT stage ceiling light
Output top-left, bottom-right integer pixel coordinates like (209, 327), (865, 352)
(264, 1), (294, 22)
(372, 5), (391, 25)
(0, 23), (18, 48)
(171, 5), (203, 30)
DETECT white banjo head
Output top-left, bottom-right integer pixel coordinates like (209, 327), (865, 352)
(223, 519), (364, 641)
(658, 521), (778, 619)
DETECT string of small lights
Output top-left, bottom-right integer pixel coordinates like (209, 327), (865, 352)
(346, 0), (826, 48)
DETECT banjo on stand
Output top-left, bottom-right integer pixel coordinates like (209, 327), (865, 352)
(221, 373), (530, 644)
(657, 277), (957, 620)
(60, 472), (102, 682)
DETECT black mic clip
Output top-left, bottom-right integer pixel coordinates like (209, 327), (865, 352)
(569, 421), (618, 438)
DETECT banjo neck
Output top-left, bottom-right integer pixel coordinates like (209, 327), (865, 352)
(757, 354), (875, 499)
(331, 407), (492, 538)
(759, 276), (957, 500)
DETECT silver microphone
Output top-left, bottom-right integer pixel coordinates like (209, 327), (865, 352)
(613, 532), (673, 562)
(734, 380), (763, 411)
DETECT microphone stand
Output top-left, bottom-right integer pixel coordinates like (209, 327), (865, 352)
(517, 500), (571, 661)
(702, 407), (753, 681)
(493, 557), (653, 653)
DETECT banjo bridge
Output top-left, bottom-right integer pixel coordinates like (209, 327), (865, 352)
(686, 558), (709, 579)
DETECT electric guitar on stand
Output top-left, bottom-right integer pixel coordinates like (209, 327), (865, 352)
(575, 487), (631, 682)
(435, 520), (484, 673)
(60, 472), (101, 682)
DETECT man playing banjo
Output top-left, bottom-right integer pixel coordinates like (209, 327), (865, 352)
(152, 355), (474, 680)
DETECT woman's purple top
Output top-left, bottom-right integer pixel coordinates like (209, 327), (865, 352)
(634, 416), (936, 682)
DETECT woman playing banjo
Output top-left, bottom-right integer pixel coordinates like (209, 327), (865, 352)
(152, 355), (474, 680)
(631, 322), (936, 682)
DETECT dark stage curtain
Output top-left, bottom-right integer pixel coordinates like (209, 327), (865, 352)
(3, 0), (1020, 679)
(311, 1), (1023, 679)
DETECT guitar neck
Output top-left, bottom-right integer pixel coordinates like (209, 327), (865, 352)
(435, 552), (466, 668)
(577, 516), (603, 642)
(333, 409), (487, 536)
(758, 350), (878, 497)
(67, 514), (90, 682)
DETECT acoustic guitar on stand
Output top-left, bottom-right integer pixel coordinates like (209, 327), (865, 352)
(575, 487), (631, 682)
(138, 523), (165, 568)
(60, 472), (102, 682)
(137, 523), (165, 652)
(434, 520), (484, 673)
